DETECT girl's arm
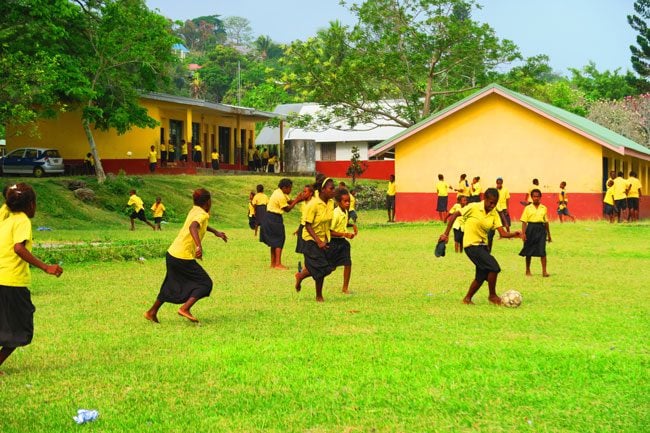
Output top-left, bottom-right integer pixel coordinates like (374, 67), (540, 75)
(439, 211), (461, 242)
(282, 192), (304, 212)
(545, 222), (552, 242)
(14, 242), (63, 277)
(207, 226), (228, 242)
(330, 229), (354, 239)
(521, 222), (528, 242)
(305, 222), (327, 249)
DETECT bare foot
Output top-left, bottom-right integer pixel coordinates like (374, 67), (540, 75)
(0, 370), (4, 376)
(144, 311), (159, 323)
(177, 309), (199, 322)
(488, 295), (502, 305)
(525, 272), (532, 277)
(462, 298), (475, 305)
(316, 296), (325, 303)
(543, 273), (550, 277)
(342, 289), (350, 294)
(294, 272), (302, 292)
(274, 264), (289, 270)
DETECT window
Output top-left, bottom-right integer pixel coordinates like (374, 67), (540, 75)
(320, 142), (336, 161)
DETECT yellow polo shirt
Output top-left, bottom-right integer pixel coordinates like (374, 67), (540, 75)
(627, 177), (642, 198)
(558, 188), (568, 210)
(267, 188), (290, 214)
(457, 180), (469, 197)
(151, 202), (166, 218)
(613, 177), (628, 200)
(181, 143), (188, 155)
(252, 193), (269, 206)
(496, 187), (510, 211)
(0, 204), (9, 222)
(148, 150), (157, 163)
(520, 204), (548, 223)
(603, 187), (615, 206)
(160, 143), (167, 152)
(471, 182), (482, 198)
(248, 202), (255, 217)
(449, 203), (464, 231)
(330, 206), (349, 234)
(387, 181), (396, 196)
(460, 201), (502, 248)
(299, 197), (313, 225)
(436, 181), (449, 196)
(167, 206), (210, 260)
(349, 193), (356, 211)
(127, 194), (145, 212)
(194, 144), (202, 153)
(0, 212), (33, 286)
(211, 151), (219, 161)
(302, 196), (334, 243)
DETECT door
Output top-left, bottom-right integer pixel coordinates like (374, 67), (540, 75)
(2, 149), (27, 174)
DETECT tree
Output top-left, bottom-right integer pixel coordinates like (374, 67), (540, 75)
(346, 146), (367, 186)
(281, 0), (519, 129)
(69, 0), (178, 182)
(176, 15), (226, 52)
(254, 35), (284, 61)
(628, 0), (650, 77)
(223, 16), (253, 47)
(588, 95), (650, 148)
(569, 62), (639, 101)
(199, 45), (247, 102)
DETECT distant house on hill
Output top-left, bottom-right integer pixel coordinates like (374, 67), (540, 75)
(7, 93), (277, 175)
(172, 43), (189, 59)
(370, 83), (650, 221)
(256, 103), (405, 179)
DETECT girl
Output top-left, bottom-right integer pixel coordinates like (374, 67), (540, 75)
(145, 188), (228, 323)
(519, 189), (552, 277)
(151, 196), (166, 231)
(446, 195), (468, 253)
(294, 177), (337, 302)
(328, 188), (357, 294)
(252, 184), (269, 237)
(294, 184), (315, 255)
(247, 191), (256, 234)
(0, 183), (63, 373)
(260, 178), (304, 269)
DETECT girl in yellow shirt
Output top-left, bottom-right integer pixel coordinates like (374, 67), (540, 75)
(144, 188), (228, 324)
(519, 189), (552, 277)
(0, 183), (63, 372)
(328, 187), (358, 294)
(150, 196), (166, 231)
(294, 184), (315, 254)
(295, 176), (337, 302)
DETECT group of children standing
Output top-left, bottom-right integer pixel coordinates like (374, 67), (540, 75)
(248, 177), (359, 302)
(603, 170), (643, 223)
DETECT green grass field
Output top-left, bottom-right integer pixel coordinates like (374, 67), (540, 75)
(0, 175), (648, 432)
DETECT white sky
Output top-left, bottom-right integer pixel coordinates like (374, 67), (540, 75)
(146, 0), (639, 75)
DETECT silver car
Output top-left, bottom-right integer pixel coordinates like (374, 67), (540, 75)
(0, 148), (65, 177)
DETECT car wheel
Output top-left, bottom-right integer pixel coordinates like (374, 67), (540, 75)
(33, 166), (45, 177)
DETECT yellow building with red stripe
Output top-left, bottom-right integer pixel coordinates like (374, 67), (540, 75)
(370, 84), (650, 221)
(8, 93), (276, 174)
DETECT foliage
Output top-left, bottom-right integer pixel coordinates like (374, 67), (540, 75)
(569, 62), (639, 101)
(223, 16), (253, 47)
(34, 238), (168, 264)
(588, 94), (650, 148)
(175, 15), (226, 52)
(280, 0), (520, 129)
(352, 183), (386, 210)
(346, 146), (367, 186)
(628, 0), (650, 77)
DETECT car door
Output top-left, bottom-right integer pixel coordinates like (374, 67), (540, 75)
(2, 149), (26, 174)
(23, 149), (39, 174)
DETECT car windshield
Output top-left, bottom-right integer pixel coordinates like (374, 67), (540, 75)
(42, 149), (61, 158)
(6, 149), (25, 158)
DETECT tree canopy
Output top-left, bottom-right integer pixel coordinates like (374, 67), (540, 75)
(629, 0), (650, 77)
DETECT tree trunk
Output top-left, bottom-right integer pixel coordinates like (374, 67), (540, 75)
(82, 119), (106, 184)
(422, 75), (433, 118)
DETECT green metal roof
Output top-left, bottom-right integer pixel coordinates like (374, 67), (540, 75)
(369, 83), (650, 160)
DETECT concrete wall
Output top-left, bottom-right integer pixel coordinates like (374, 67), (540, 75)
(285, 139), (316, 172)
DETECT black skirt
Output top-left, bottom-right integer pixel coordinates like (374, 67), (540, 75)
(295, 224), (305, 254)
(260, 212), (285, 248)
(519, 222), (547, 257)
(0, 286), (35, 347)
(254, 204), (267, 227)
(157, 253), (213, 304)
(326, 237), (351, 267)
(303, 240), (334, 281)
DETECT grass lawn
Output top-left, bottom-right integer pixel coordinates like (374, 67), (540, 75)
(0, 176), (648, 432)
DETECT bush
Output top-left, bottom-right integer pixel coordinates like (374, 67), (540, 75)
(353, 184), (385, 210)
(34, 239), (168, 264)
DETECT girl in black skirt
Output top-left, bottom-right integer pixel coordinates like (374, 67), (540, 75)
(519, 189), (552, 277)
(145, 188), (228, 323)
(0, 183), (63, 373)
(294, 177), (337, 302)
(294, 184), (315, 254)
(328, 188), (358, 293)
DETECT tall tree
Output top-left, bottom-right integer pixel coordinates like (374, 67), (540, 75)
(223, 16), (253, 47)
(569, 62), (639, 101)
(281, 0), (519, 128)
(628, 0), (650, 77)
(199, 45), (247, 102)
(70, 0), (178, 182)
(176, 15), (226, 52)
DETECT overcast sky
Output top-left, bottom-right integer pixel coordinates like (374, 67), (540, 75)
(146, 0), (639, 75)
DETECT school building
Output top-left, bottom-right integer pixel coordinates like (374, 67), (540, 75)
(7, 93), (277, 174)
(369, 84), (650, 221)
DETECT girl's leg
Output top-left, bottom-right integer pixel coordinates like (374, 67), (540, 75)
(0, 347), (17, 368)
(178, 297), (200, 322)
(454, 241), (460, 253)
(315, 277), (325, 302)
(144, 299), (164, 323)
(525, 256), (532, 276)
(130, 218), (135, 230)
(274, 248), (287, 269)
(342, 265), (351, 293)
(295, 267), (310, 292)
(486, 271), (501, 304)
(541, 256), (549, 277)
(463, 279), (482, 304)
(269, 248), (275, 268)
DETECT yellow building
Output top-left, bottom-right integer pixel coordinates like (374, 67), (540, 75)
(8, 93), (277, 173)
(369, 84), (650, 221)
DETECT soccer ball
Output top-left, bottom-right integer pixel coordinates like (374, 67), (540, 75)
(126, 151), (133, 157)
(501, 290), (522, 308)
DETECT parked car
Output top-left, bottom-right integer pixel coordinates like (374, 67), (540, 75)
(0, 148), (64, 177)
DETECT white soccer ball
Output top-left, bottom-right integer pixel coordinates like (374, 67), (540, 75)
(126, 151), (132, 157)
(501, 290), (522, 308)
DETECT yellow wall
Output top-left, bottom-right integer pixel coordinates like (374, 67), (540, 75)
(8, 99), (257, 164)
(396, 94), (608, 194)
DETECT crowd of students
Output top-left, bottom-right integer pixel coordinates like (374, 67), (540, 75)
(603, 170), (643, 223)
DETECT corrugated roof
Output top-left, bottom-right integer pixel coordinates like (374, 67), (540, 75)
(255, 103), (406, 146)
(369, 83), (650, 161)
(142, 93), (279, 121)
